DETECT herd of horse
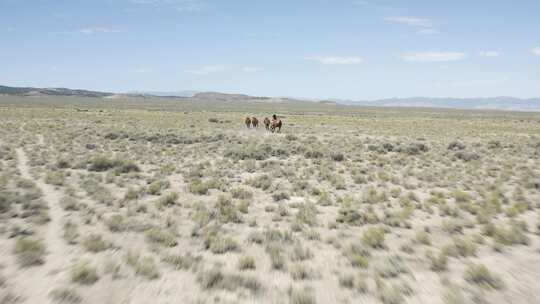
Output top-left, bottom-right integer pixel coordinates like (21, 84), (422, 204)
(245, 115), (282, 133)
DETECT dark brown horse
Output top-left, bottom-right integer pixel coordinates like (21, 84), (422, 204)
(251, 117), (259, 128)
(270, 119), (282, 133)
(245, 117), (251, 128)
(263, 117), (271, 130)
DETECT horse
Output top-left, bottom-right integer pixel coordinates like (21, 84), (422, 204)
(270, 119), (282, 133)
(251, 117), (259, 128)
(245, 117), (252, 128)
(263, 117), (271, 130)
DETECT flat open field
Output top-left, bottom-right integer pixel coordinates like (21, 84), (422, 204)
(1, 96), (540, 304)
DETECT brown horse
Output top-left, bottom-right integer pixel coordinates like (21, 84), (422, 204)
(245, 117), (251, 128)
(270, 119), (282, 133)
(263, 117), (271, 130)
(251, 117), (259, 128)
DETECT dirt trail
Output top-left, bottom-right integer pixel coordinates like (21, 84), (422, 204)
(13, 145), (72, 304)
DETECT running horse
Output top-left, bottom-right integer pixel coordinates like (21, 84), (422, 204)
(245, 117), (252, 128)
(270, 115), (282, 133)
(263, 117), (271, 130)
(251, 117), (259, 128)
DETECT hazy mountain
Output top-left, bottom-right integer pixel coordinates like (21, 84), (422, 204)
(2, 85), (540, 111)
(193, 91), (271, 101)
(345, 97), (540, 111)
(128, 90), (199, 97)
(0, 85), (113, 98)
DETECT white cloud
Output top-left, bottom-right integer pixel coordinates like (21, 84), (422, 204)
(79, 27), (121, 35)
(242, 66), (262, 73)
(384, 16), (432, 27)
(479, 51), (500, 57)
(531, 47), (540, 56)
(185, 65), (229, 75)
(306, 56), (364, 65)
(401, 52), (467, 62)
(417, 28), (439, 35)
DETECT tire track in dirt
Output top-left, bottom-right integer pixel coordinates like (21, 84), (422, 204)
(14, 144), (72, 304)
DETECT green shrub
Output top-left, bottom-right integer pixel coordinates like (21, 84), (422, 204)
(237, 256), (256, 270)
(162, 253), (201, 270)
(14, 237), (45, 267)
(464, 263), (504, 290)
(82, 234), (109, 252)
(71, 261), (99, 285)
(146, 228), (178, 247)
(362, 227), (386, 249)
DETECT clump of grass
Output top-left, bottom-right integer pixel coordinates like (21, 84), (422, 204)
(451, 237), (477, 257)
(13, 237), (45, 267)
(105, 214), (127, 232)
(375, 255), (409, 278)
(49, 287), (82, 304)
(237, 255), (256, 270)
(248, 174), (273, 190)
(464, 263), (504, 290)
(155, 192), (179, 208)
(289, 286), (316, 304)
(339, 274), (355, 289)
(231, 187), (253, 200)
(60, 196), (80, 211)
(415, 230), (431, 245)
(147, 180), (170, 195)
(442, 284), (466, 304)
(362, 226), (386, 249)
(82, 234), (109, 253)
(135, 257), (160, 280)
(125, 252), (160, 280)
(146, 228), (178, 247)
(162, 253), (201, 271)
(197, 268), (262, 293)
(290, 243), (313, 262)
(45, 171), (65, 186)
(266, 243), (286, 270)
(203, 229), (239, 254)
(426, 250), (448, 272)
(70, 261), (99, 285)
(295, 203), (318, 226)
(290, 264), (314, 280)
(216, 194), (242, 223)
(89, 155), (139, 173)
(345, 243), (371, 268)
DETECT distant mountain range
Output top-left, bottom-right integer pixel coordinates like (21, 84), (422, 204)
(2, 84), (540, 112)
(344, 97), (540, 111)
(0, 85), (113, 98)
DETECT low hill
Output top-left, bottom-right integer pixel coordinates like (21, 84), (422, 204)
(0, 85), (113, 98)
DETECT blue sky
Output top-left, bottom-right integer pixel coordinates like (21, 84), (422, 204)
(1, 0), (539, 100)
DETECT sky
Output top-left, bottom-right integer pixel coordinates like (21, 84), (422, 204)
(1, 0), (540, 100)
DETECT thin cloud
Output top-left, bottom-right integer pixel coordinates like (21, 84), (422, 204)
(79, 27), (121, 35)
(384, 16), (432, 27)
(401, 52), (467, 62)
(479, 51), (500, 57)
(531, 47), (540, 56)
(306, 56), (364, 65)
(185, 65), (230, 75)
